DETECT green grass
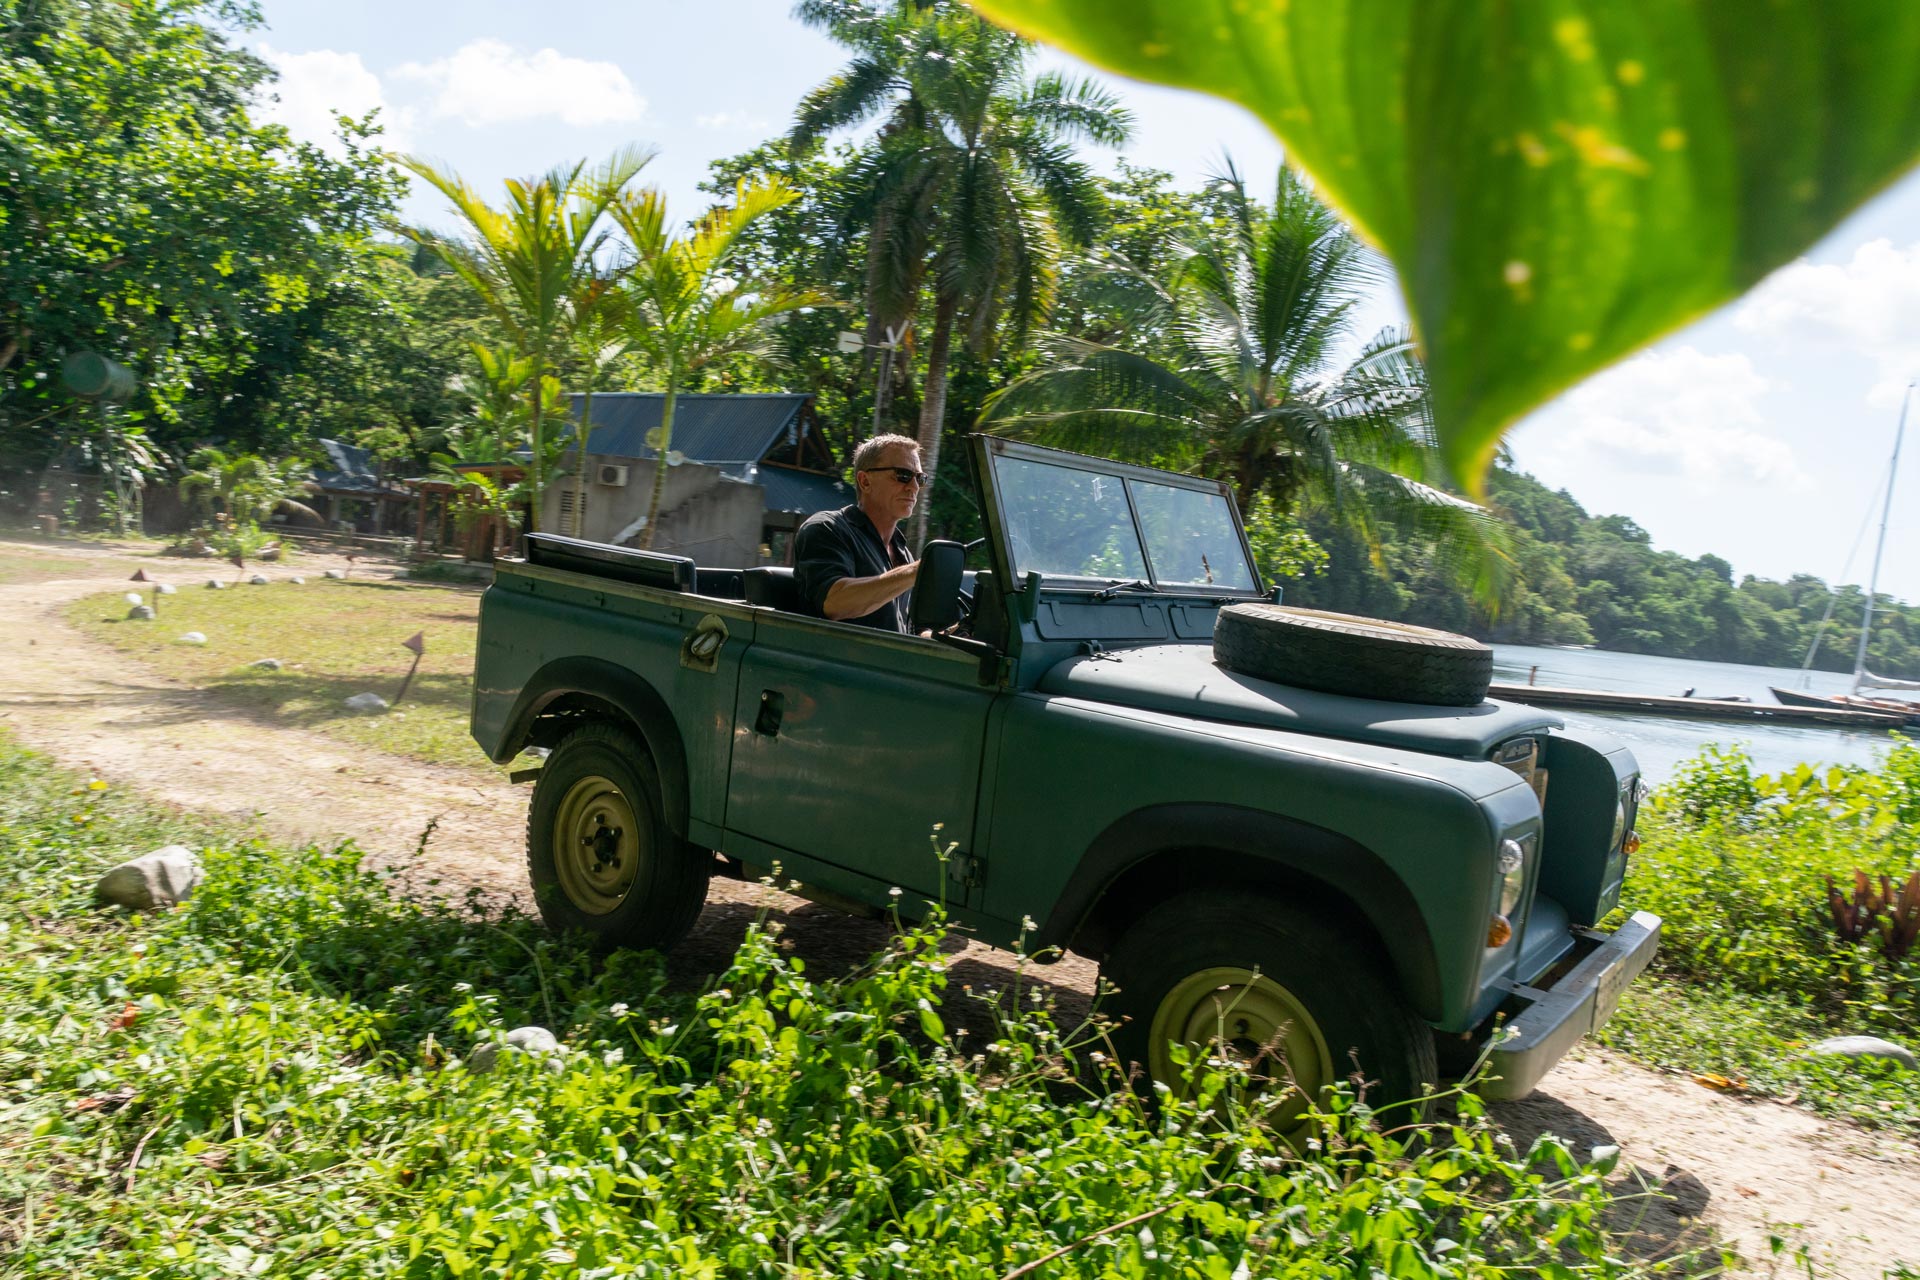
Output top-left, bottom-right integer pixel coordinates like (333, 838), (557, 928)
(0, 731), (1699, 1279)
(65, 575), (495, 772)
(1603, 741), (1920, 1136)
(1597, 979), (1920, 1134)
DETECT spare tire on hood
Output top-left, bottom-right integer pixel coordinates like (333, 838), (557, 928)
(1213, 604), (1493, 707)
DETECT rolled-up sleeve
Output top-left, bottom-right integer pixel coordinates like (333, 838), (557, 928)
(793, 515), (857, 617)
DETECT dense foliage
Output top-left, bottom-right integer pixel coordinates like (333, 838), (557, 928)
(0, 736), (1672, 1277)
(0, 0), (430, 474)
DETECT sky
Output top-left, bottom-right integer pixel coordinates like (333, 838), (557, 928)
(246, 0), (1920, 604)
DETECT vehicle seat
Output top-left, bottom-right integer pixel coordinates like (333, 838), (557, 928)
(744, 566), (803, 613)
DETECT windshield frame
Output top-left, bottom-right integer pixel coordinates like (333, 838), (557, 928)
(972, 435), (1266, 598)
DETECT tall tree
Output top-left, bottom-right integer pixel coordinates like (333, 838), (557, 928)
(607, 178), (833, 549)
(400, 148), (652, 531)
(792, 0), (1131, 543)
(982, 164), (1513, 606)
(1, 0), (401, 476)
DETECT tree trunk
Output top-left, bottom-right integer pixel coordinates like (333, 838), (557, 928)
(573, 381), (596, 538)
(526, 337), (547, 534)
(638, 381), (677, 550)
(910, 293), (959, 549)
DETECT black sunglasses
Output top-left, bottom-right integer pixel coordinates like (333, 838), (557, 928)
(860, 466), (926, 487)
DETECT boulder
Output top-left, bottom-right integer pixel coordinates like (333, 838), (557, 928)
(126, 605), (155, 621)
(205, 579), (225, 590)
(287, 577), (305, 585)
(177, 632), (207, 645)
(1810, 1036), (1917, 1070)
(344, 692), (389, 714)
(323, 569), (345, 580)
(94, 845), (202, 910)
(469, 1026), (564, 1074)
(249, 658), (283, 670)
(155, 582), (177, 596)
(248, 574), (270, 586)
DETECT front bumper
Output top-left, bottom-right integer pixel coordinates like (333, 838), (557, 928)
(1478, 910), (1662, 1100)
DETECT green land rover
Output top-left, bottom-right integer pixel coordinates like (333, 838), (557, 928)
(470, 434), (1659, 1117)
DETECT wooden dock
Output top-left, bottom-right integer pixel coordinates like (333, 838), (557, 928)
(1488, 683), (1905, 728)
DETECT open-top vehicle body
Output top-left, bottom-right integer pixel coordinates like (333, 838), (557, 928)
(471, 434), (1659, 1117)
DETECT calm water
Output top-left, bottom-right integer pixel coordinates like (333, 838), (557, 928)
(1491, 644), (1917, 783)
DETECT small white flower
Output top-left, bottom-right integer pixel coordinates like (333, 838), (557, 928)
(885, 1241), (910, 1255)
(608, 1002), (630, 1017)
(888, 886), (903, 898)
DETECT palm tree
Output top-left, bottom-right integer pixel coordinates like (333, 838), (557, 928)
(981, 164), (1513, 606)
(606, 178), (834, 549)
(792, 0), (1131, 544)
(399, 147), (653, 531)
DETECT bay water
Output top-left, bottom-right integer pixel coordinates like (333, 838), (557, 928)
(1491, 644), (1915, 783)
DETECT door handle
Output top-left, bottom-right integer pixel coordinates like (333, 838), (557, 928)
(753, 689), (785, 736)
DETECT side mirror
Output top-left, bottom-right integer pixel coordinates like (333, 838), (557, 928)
(910, 539), (966, 633)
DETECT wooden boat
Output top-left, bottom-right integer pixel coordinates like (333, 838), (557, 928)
(1769, 685), (1920, 727)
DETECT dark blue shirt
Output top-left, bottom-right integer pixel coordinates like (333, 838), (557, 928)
(793, 504), (912, 632)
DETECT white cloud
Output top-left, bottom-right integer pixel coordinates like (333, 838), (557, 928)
(1530, 346), (1803, 491)
(392, 39), (644, 128)
(255, 44), (408, 154)
(1736, 238), (1920, 407)
(695, 110), (770, 131)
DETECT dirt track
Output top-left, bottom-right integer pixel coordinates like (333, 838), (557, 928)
(2, 537), (1916, 1276)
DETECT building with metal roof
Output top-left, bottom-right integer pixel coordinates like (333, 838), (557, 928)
(544, 392), (853, 567)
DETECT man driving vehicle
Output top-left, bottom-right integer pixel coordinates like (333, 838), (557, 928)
(793, 433), (923, 632)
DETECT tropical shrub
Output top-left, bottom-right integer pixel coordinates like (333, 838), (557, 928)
(1628, 740), (1920, 1026)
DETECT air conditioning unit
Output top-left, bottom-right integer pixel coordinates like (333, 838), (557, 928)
(597, 463), (630, 487)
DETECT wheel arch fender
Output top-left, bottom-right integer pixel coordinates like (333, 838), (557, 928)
(497, 656), (691, 840)
(1036, 803), (1443, 1021)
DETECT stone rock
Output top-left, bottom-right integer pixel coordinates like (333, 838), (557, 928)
(323, 569), (345, 580)
(1810, 1036), (1917, 1070)
(127, 605), (155, 621)
(249, 658), (283, 670)
(469, 1026), (564, 1074)
(177, 632), (207, 645)
(248, 574), (270, 586)
(94, 845), (202, 910)
(124, 592), (143, 606)
(344, 692), (389, 714)
(205, 579), (225, 590)
(155, 582), (177, 595)
(287, 577), (305, 585)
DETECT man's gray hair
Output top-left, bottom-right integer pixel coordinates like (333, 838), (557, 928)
(851, 433), (920, 472)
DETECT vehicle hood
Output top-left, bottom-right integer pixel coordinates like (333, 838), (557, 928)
(1038, 643), (1561, 758)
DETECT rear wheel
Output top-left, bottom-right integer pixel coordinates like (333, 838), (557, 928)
(527, 723), (708, 952)
(1102, 890), (1435, 1137)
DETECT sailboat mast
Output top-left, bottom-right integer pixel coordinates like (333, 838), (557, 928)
(1852, 381), (1911, 695)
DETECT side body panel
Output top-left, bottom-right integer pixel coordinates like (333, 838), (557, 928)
(724, 611), (998, 900)
(472, 564), (757, 839)
(980, 692), (1540, 1030)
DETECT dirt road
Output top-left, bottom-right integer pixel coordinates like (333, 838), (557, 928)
(2, 538), (1915, 1276)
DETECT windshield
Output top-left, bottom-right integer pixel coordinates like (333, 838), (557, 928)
(992, 451), (1259, 592)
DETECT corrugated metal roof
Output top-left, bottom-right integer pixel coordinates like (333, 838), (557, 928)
(311, 438), (404, 495)
(720, 464), (853, 515)
(570, 392), (813, 464)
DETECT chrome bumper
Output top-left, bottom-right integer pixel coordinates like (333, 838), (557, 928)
(1479, 910), (1662, 1100)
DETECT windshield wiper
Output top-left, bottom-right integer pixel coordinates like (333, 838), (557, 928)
(1091, 579), (1155, 601)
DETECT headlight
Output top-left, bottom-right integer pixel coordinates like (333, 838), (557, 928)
(1497, 835), (1530, 918)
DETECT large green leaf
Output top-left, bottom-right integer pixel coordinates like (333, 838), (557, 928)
(966, 0), (1920, 488)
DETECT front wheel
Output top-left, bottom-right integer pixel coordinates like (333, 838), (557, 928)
(1101, 890), (1436, 1135)
(526, 722), (708, 952)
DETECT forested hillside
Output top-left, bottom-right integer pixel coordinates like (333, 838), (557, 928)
(1287, 466), (1920, 678)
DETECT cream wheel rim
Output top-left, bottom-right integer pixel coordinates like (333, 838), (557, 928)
(1147, 966), (1335, 1120)
(552, 774), (641, 914)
